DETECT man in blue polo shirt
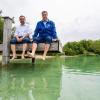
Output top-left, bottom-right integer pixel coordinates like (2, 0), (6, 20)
(29, 11), (58, 60)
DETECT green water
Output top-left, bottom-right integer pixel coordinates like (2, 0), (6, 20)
(0, 56), (100, 100)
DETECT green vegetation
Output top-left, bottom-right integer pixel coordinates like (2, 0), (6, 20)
(63, 40), (100, 56)
(0, 16), (4, 43)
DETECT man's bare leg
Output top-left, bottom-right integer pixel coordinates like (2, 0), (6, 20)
(28, 43), (37, 58)
(22, 43), (28, 59)
(32, 43), (37, 57)
(42, 44), (50, 60)
(11, 44), (16, 60)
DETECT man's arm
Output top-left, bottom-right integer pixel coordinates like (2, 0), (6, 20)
(23, 25), (31, 38)
(33, 23), (39, 38)
(14, 27), (21, 42)
(52, 22), (57, 40)
(14, 27), (23, 42)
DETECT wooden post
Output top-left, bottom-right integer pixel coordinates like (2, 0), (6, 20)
(32, 58), (35, 63)
(2, 17), (12, 66)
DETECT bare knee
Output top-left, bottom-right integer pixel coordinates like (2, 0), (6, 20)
(32, 43), (37, 48)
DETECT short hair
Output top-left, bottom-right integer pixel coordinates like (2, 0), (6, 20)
(19, 15), (25, 19)
(41, 11), (48, 15)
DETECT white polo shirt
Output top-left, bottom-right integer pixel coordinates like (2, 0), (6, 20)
(14, 24), (31, 37)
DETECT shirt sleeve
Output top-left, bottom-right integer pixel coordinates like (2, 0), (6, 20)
(14, 26), (19, 37)
(52, 22), (57, 39)
(24, 25), (32, 38)
(26, 25), (31, 34)
(33, 23), (39, 38)
(29, 28), (33, 39)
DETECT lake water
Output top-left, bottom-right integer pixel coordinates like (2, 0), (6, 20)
(0, 56), (100, 100)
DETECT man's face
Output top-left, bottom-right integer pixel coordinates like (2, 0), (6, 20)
(42, 12), (48, 21)
(19, 16), (25, 25)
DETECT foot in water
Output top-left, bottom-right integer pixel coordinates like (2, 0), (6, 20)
(42, 55), (46, 61)
(11, 56), (17, 60)
(21, 54), (25, 59)
(27, 52), (35, 58)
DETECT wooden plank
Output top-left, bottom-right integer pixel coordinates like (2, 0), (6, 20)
(0, 40), (62, 53)
(0, 44), (3, 51)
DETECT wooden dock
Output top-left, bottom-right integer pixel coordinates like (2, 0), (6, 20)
(1, 17), (63, 66)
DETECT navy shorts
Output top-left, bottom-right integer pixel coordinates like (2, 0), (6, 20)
(33, 36), (52, 44)
(10, 37), (31, 44)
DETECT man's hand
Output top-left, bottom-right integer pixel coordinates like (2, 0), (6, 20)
(17, 37), (23, 42)
(30, 38), (33, 42)
(52, 38), (58, 42)
(19, 37), (23, 42)
(23, 33), (29, 38)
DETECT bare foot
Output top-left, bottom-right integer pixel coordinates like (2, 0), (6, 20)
(27, 52), (35, 58)
(21, 54), (25, 59)
(27, 51), (32, 57)
(42, 55), (46, 61)
(11, 56), (17, 60)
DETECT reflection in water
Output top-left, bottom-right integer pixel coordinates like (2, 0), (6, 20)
(0, 57), (62, 100)
(0, 56), (100, 100)
(59, 56), (100, 100)
(64, 56), (100, 74)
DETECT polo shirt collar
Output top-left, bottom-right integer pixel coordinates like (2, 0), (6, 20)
(20, 23), (26, 26)
(42, 19), (49, 22)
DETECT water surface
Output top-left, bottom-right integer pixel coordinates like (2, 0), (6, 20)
(0, 56), (100, 100)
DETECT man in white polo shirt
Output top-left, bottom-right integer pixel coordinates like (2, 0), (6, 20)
(10, 15), (31, 60)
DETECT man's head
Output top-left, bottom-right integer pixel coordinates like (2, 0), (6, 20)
(42, 11), (48, 21)
(19, 15), (25, 25)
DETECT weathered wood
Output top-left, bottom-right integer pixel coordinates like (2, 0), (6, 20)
(0, 40), (62, 53)
(16, 40), (62, 52)
(2, 17), (12, 66)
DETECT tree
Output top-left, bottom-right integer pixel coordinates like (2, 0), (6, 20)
(0, 10), (2, 15)
(92, 40), (100, 54)
(63, 40), (100, 55)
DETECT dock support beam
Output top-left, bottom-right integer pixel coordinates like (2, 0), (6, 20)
(2, 17), (12, 66)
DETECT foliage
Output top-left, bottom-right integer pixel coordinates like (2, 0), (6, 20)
(63, 40), (100, 55)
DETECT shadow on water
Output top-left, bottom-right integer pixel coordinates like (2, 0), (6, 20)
(0, 57), (63, 100)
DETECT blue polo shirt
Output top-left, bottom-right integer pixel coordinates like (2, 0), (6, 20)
(33, 20), (57, 39)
